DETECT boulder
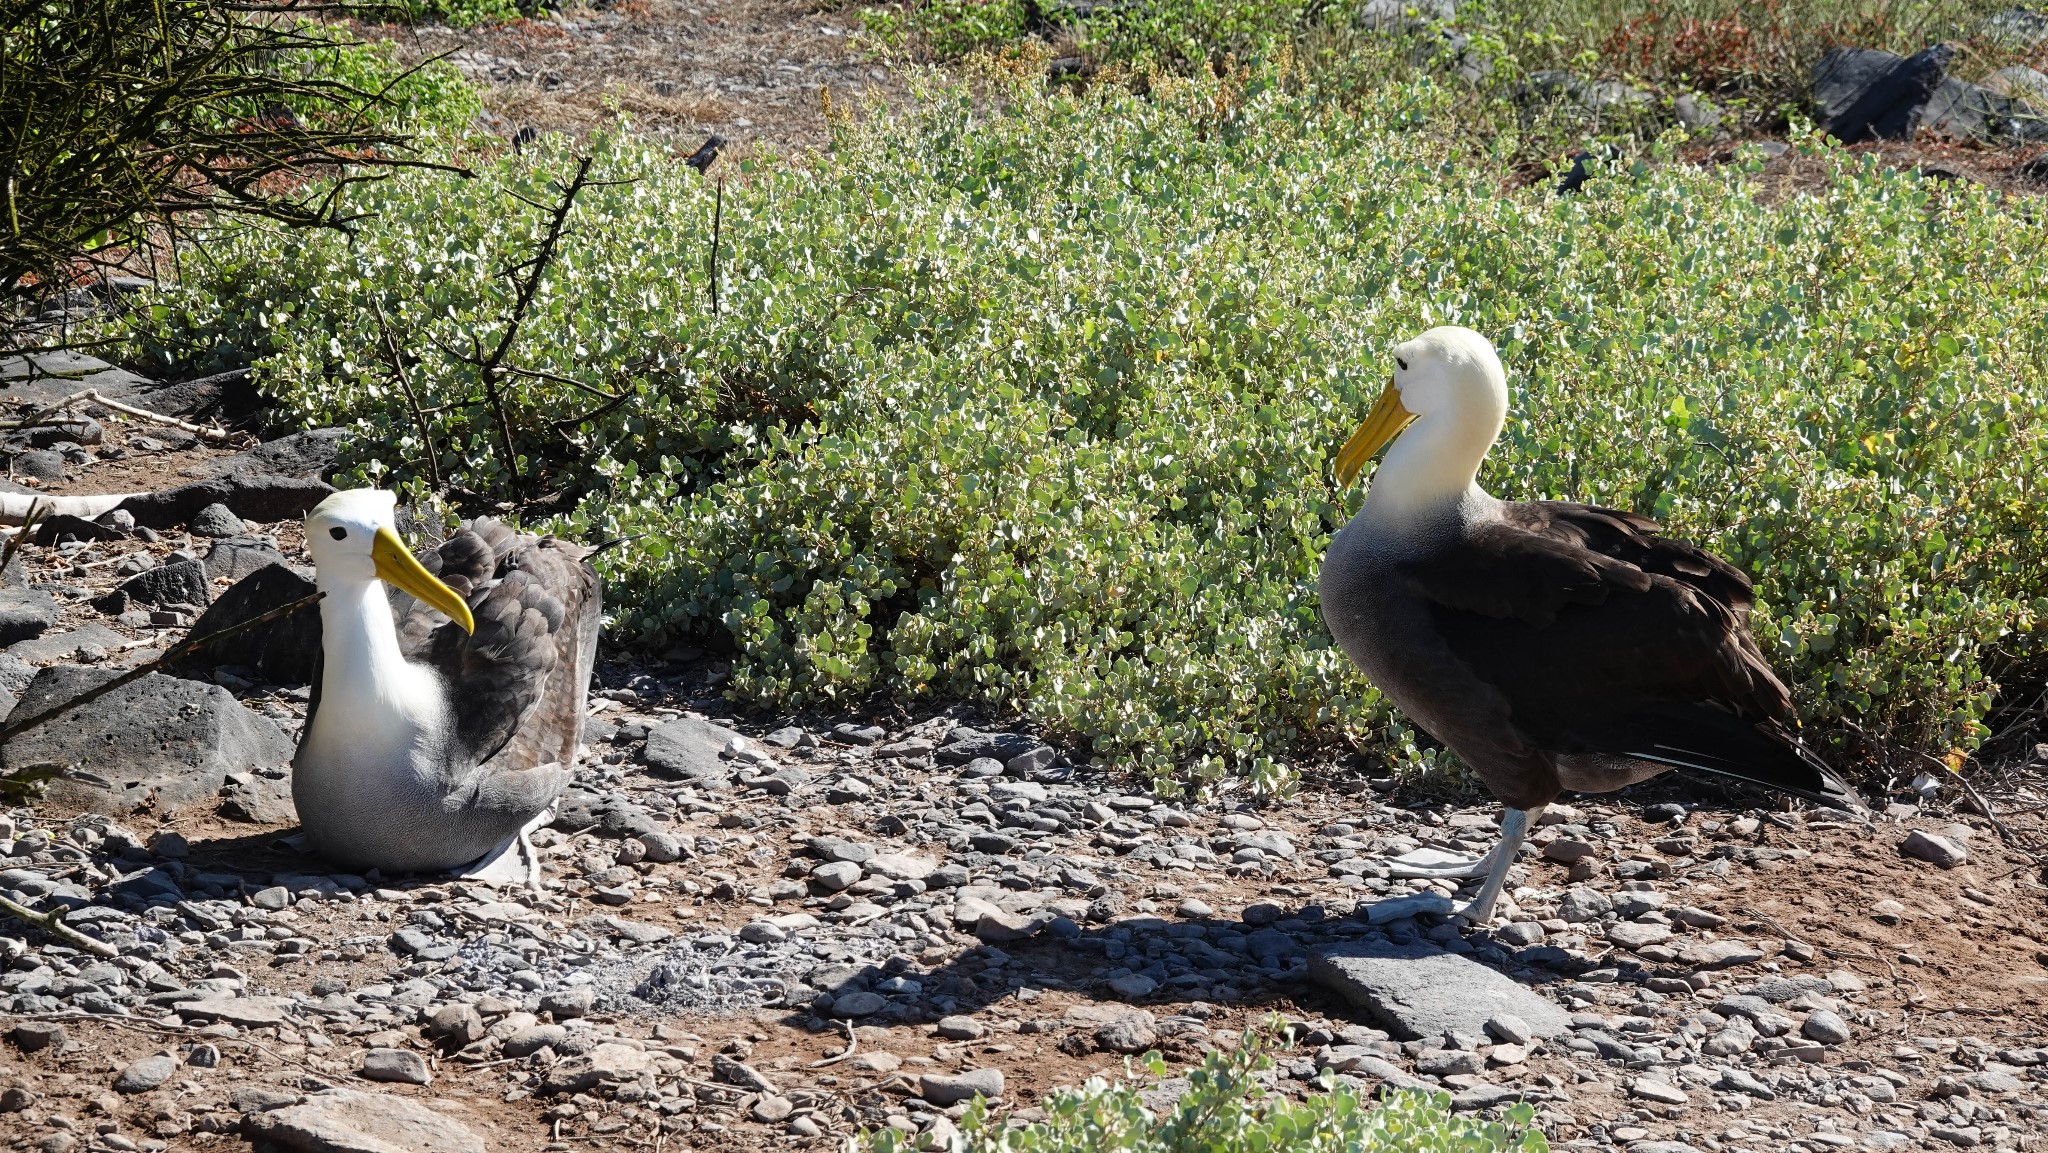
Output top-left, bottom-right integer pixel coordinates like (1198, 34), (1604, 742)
(242, 1089), (487, 1153)
(187, 502), (246, 537)
(203, 536), (292, 584)
(33, 514), (124, 546)
(220, 770), (295, 824)
(185, 428), (343, 481)
(1921, 76), (2048, 141)
(116, 474), (333, 530)
(0, 351), (152, 407)
(6, 622), (127, 665)
(935, 728), (1041, 764)
(177, 564), (320, 685)
(541, 1042), (653, 1094)
(1817, 44), (1954, 143)
(0, 590), (57, 645)
(6, 665), (293, 815)
(131, 368), (264, 423)
(101, 557), (209, 609)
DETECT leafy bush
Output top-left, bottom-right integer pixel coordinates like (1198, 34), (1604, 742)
(858, 1026), (1548, 1152)
(394, 0), (530, 26)
(127, 53), (2048, 788)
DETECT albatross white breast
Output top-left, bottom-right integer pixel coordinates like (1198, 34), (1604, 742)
(293, 489), (599, 883)
(1318, 326), (1858, 923)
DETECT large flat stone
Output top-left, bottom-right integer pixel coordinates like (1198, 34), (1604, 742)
(0, 589), (57, 644)
(185, 427), (342, 481)
(641, 716), (741, 785)
(241, 1089), (487, 1153)
(172, 994), (296, 1027)
(116, 474), (333, 529)
(6, 622), (128, 665)
(7, 665), (293, 815)
(0, 352), (153, 406)
(1309, 941), (1571, 1042)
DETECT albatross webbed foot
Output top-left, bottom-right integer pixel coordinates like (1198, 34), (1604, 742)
(456, 807), (556, 891)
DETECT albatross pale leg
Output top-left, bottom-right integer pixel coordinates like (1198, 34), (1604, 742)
(1455, 805), (1541, 925)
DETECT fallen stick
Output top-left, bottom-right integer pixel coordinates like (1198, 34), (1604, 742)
(0, 492), (133, 524)
(0, 895), (120, 957)
(1, 388), (232, 442)
(807, 1019), (858, 1068)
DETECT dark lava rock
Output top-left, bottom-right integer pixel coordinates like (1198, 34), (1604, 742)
(203, 536), (291, 584)
(177, 564), (320, 685)
(10, 448), (65, 483)
(641, 716), (741, 786)
(133, 368), (263, 423)
(5, 665), (293, 815)
(99, 557), (209, 610)
(187, 428), (343, 481)
(187, 502), (246, 537)
(0, 590), (58, 644)
(33, 514), (124, 546)
(1817, 44), (1954, 143)
(552, 787), (661, 838)
(936, 728), (1042, 764)
(220, 771), (296, 824)
(116, 474), (332, 529)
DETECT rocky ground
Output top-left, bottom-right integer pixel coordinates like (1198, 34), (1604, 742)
(0, 361), (2043, 1153)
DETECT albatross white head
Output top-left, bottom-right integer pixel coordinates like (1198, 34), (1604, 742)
(304, 489), (476, 633)
(1332, 325), (1508, 524)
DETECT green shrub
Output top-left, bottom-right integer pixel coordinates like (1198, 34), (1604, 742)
(126, 54), (2048, 788)
(393, 0), (531, 27)
(858, 1026), (1549, 1152)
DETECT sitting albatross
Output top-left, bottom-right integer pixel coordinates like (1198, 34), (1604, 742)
(293, 489), (600, 883)
(1320, 326), (1857, 924)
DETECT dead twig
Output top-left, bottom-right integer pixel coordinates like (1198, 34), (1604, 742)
(807, 1018), (859, 1068)
(438, 155), (626, 498)
(0, 894), (119, 957)
(0, 388), (232, 442)
(709, 176), (724, 318)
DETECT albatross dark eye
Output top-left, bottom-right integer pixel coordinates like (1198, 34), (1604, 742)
(330, 527), (348, 541)
(1396, 357), (1409, 371)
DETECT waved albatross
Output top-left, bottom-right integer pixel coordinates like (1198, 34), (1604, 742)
(294, 489), (600, 883)
(1320, 326), (1857, 923)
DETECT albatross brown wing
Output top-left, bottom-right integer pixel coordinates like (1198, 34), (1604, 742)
(1397, 502), (1853, 807)
(396, 520), (601, 775)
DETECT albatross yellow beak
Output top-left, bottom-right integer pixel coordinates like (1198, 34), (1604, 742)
(371, 525), (475, 634)
(1333, 379), (1416, 487)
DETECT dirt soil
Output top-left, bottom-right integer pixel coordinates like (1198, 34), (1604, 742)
(375, 0), (903, 157)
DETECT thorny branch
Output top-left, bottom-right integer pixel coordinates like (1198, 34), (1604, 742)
(371, 299), (443, 492)
(436, 155), (629, 498)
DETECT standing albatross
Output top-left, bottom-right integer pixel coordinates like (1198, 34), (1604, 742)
(294, 489), (600, 883)
(1319, 326), (1857, 923)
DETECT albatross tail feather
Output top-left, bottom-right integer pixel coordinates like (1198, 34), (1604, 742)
(1617, 704), (1862, 812)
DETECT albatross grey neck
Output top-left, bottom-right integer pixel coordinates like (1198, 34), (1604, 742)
(1358, 406), (1499, 544)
